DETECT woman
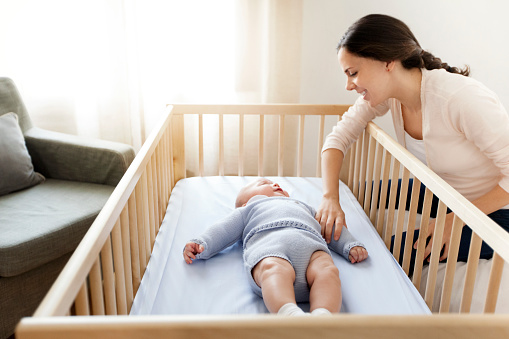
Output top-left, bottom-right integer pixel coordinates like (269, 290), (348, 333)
(315, 14), (509, 265)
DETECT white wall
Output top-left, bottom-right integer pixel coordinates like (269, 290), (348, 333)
(300, 0), (509, 138)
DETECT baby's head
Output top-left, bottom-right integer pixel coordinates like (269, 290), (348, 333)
(235, 178), (290, 208)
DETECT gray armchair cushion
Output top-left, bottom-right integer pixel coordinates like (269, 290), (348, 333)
(25, 127), (135, 186)
(0, 78), (33, 132)
(0, 113), (44, 196)
(0, 179), (114, 277)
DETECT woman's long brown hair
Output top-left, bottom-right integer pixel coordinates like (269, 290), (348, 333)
(338, 14), (470, 76)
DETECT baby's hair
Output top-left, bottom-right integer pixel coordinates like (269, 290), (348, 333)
(235, 178), (267, 208)
(235, 185), (249, 208)
(338, 14), (469, 76)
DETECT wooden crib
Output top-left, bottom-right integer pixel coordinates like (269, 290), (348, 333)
(16, 104), (509, 338)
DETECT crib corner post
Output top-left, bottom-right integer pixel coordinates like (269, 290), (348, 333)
(171, 113), (186, 184)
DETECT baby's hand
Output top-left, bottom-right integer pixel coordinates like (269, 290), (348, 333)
(348, 246), (368, 264)
(183, 242), (204, 264)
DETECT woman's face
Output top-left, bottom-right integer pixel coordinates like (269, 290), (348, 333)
(337, 47), (392, 107)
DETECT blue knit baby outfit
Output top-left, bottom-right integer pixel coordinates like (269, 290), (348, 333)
(189, 196), (365, 302)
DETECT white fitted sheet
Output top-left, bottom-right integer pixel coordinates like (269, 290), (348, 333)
(130, 176), (430, 315)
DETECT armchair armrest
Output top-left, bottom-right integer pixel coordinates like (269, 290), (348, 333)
(24, 127), (135, 186)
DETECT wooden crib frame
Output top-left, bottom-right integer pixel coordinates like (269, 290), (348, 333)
(16, 104), (509, 338)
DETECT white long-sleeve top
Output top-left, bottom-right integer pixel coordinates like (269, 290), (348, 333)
(322, 68), (509, 203)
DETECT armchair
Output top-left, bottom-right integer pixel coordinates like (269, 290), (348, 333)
(0, 77), (135, 338)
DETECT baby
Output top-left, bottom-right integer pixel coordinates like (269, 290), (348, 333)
(183, 178), (368, 316)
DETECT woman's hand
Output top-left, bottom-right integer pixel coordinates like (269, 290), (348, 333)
(315, 196), (347, 243)
(183, 242), (204, 264)
(414, 213), (455, 262)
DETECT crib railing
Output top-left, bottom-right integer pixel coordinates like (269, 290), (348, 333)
(169, 104), (349, 181)
(25, 107), (174, 319)
(346, 123), (509, 312)
(16, 104), (509, 339)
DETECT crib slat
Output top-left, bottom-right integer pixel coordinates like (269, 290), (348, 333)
(401, 177), (421, 275)
(439, 214), (465, 313)
(219, 113), (224, 176)
(141, 174), (151, 265)
(384, 158), (400, 248)
(424, 200), (448, 310)
(278, 115), (284, 177)
(135, 182), (147, 271)
(100, 235), (117, 315)
(150, 153), (158, 226)
(316, 115), (325, 177)
(258, 115), (264, 176)
(347, 142), (356, 190)
(484, 252), (505, 313)
(169, 123), (176, 190)
(153, 154), (161, 228)
(164, 129), (171, 203)
(132, 187), (144, 292)
(352, 136), (363, 198)
(152, 154), (160, 239)
(159, 142), (166, 223)
(297, 115), (305, 177)
(375, 150), (391, 236)
(369, 142), (383, 226)
(199, 114), (204, 176)
(358, 131), (369, 206)
(120, 206), (134, 310)
(171, 114), (185, 184)
(363, 135), (376, 214)
(127, 194), (141, 295)
(111, 220), (128, 315)
(89, 258), (105, 315)
(239, 114), (244, 176)
(163, 130), (171, 205)
(74, 281), (90, 316)
(460, 232), (483, 313)
(412, 187), (434, 290)
(146, 160), (156, 249)
(392, 167), (410, 262)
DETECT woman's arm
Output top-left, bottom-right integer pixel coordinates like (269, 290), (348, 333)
(419, 184), (509, 261)
(315, 148), (346, 243)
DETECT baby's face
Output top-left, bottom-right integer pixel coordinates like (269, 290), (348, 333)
(239, 178), (289, 206)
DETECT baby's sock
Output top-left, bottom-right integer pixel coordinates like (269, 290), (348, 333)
(311, 308), (332, 315)
(277, 303), (306, 316)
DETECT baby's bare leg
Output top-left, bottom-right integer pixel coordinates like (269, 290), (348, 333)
(252, 257), (296, 313)
(306, 251), (341, 313)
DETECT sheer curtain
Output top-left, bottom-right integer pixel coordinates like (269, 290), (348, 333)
(0, 0), (303, 172)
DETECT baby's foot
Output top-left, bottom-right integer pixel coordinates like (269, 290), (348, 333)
(348, 246), (368, 263)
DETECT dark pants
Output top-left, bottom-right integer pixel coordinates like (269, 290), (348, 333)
(387, 179), (509, 275)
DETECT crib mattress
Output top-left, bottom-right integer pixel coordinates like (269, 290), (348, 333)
(130, 176), (431, 315)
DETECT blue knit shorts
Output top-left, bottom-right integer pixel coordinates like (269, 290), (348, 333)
(243, 226), (331, 303)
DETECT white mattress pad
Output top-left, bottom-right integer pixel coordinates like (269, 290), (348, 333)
(130, 176), (430, 315)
